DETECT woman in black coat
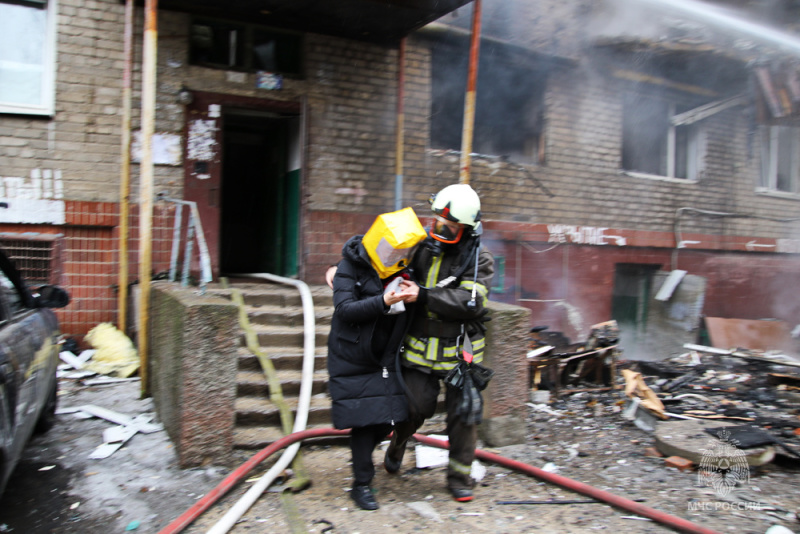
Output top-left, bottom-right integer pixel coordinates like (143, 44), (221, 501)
(328, 232), (421, 510)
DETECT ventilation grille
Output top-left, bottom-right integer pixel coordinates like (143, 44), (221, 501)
(0, 235), (60, 286)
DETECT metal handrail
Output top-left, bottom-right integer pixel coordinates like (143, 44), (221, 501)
(158, 195), (213, 293)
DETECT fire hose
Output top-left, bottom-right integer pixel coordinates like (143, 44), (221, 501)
(158, 428), (723, 534)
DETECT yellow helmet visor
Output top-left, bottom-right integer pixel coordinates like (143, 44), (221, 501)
(362, 207), (427, 278)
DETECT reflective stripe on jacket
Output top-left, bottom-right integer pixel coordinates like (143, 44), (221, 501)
(403, 239), (493, 373)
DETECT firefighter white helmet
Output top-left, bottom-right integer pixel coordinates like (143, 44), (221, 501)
(430, 184), (482, 227)
(429, 184), (482, 244)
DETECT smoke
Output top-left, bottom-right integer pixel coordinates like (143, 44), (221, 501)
(591, 0), (800, 56)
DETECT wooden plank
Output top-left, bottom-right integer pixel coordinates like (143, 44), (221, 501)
(704, 317), (794, 352)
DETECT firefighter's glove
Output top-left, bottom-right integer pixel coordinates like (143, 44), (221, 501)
(469, 362), (494, 391)
(456, 371), (484, 425)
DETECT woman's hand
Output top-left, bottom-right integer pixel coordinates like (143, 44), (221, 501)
(325, 265), (338, 289)
(383, 288), (406, 306)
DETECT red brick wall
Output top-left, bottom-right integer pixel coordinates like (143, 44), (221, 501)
(485, 223), (800, 342)
(308, 212), (800, 344)
(0, 201), (179, 344)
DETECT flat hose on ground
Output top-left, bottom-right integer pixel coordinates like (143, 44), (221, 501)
(158, 429), (723, 534)
(204, 274), (319, 534)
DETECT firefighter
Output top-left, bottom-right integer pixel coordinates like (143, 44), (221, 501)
(384, 183), (494, 502)
(326, 184), (494, 503)
(327, 207), (426, 510)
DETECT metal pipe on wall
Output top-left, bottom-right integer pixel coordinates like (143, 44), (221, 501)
(459, 0), (482, 185)
(118, 0), (134, 334)
(394, 37), (406, 211)
(137, 0), (158, 397)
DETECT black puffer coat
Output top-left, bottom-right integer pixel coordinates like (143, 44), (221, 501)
(327, 235), (411, 430)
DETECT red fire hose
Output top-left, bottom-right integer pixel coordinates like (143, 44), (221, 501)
(416, 434), (723, 534)
(159, 428), (722, 534)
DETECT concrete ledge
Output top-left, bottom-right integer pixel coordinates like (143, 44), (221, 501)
(480, 300), (531, 447)
(149, 282), (239, 467)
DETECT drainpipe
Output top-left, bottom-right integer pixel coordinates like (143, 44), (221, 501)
(394, 37), (406, 211)
(118, 0), (134, 334)
(459, 0), (482, 185)
(137, 0), (158, 397)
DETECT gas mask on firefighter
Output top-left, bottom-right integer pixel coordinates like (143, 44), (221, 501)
(362, 207), (427, 279)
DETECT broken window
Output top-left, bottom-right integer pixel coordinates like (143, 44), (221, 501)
(0, 0), (56, 116)
(430, 41), (546, 163)
(190, 18), (303, 77)
(759, 125), (800, 194)
(622, 93), (706, 180)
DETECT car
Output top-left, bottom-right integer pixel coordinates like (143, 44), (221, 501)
(0, 246), (70, 497)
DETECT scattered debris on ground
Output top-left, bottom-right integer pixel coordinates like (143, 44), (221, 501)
(3, 325), (799, 533)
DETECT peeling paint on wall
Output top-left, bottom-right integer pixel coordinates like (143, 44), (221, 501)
(187, 119), (217, 162)
(777, 238), (800, 253)
(131, 131), (182, 165)
(0, 169), (65, 224)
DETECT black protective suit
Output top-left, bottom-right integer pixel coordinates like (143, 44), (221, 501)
(390, 234), (494, 491)
(327, 235), (410, 485)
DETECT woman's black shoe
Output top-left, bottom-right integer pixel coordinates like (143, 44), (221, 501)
(351, 484), (379, 510)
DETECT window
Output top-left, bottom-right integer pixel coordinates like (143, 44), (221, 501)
(622, 93), (706, 180)
(430, 41), (545, 163)
(190, 17), (303, 77)
(0, 0), (57, 116)
(759, 125), (800, 194)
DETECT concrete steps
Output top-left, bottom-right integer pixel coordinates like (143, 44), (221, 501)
(209, 280), (443, 452)
(207, 281), (338, 450)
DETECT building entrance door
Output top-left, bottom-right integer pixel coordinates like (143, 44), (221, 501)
(183, 92), (302, 278)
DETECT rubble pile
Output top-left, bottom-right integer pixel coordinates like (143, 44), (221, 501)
(629, 346), (800, 462)
(525, 341), (800, 533)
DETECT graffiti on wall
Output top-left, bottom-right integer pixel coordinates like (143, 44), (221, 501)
(547, 224), (627, 246)
(0, 169), (65, 224)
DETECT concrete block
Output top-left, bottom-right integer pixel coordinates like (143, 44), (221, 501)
(149, 282), (239, 468)
(480, 300), (531, 447)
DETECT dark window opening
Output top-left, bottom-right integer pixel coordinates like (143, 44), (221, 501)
(611, 263), (661, 335)
(622, 93), (705, 180)
(431, 41), (546, 163)
(490, 255), (505, 294)
(190, 18), (303, 77)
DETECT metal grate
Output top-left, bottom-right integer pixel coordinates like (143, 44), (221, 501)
(0, 237), (57, 286)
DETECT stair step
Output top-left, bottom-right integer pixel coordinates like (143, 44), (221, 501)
(233, 423), (347, 450)
(233, 411), (449, 450)
(237, 348), (328, 372)
(235, 394), (333, 427)
(239, 324), (330, 348)
(237, 369), (329, 397)
(207, 284), (333, 308)
(243, 305), (333, 327)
